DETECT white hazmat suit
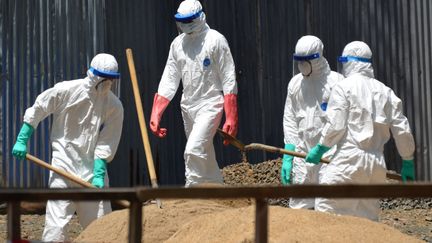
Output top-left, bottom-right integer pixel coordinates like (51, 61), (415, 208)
(150, 0), (238, 187)
(283, 36), (343, 209)
(311, 41), (415, 221)
(23, 53), (124, 241)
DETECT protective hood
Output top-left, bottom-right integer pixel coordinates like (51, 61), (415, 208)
(294, 35), (330, 80)
(339, 41), (374, 78)
(175, 0), (207, 35)
(86, 53), (120, 93)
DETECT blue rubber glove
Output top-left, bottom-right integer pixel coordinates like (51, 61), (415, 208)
(12, 122), (34, 159)
(281, 144), (295, 185)
(305, 144), (331, 164)
(401, 159), (415, 183)
(92, 158), (107, 188)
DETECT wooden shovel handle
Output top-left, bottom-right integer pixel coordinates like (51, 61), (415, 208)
(26, 154), (130, 208)
(245, 143), (330, 163)
(125, 48), (159, 188)
(244, 144), (402, 181)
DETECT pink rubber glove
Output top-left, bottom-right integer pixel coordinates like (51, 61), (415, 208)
(222, 94), (238, 145)
(150, 93), (170, 138)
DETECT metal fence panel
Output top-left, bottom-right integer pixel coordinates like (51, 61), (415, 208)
(2, 0), (431, 188)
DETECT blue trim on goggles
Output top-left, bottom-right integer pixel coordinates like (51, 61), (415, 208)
(338, 56), (372, 63)
(293, 53), (320, 61)
(89, 67), (120, 79)
(174, 10), (202, 23)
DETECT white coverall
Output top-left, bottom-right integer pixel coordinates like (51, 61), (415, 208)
(158, 6), (237, 187)
(284, 36), (343, 209)
(23, 54), (124, 241)
(316, 41), (415, 220)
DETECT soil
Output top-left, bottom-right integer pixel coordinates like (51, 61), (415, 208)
(0, 158), (431, 242)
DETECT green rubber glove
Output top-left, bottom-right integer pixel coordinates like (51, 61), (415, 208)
(401, 159), (415, 183)
(92, 158), (107, 188)
(305, 144), (331, 164)
(281, 144), (295, 185)
(12, 122), (34, 159)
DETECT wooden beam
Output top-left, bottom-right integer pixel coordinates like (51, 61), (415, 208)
(128, 201), (142, 243)
(255, 199), (268, 243)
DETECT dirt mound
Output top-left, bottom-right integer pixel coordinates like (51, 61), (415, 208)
(76, 200), (421, 243)
(75, 159), (426, 242)
(167, 205), (422, 243)
(74, 199), (243, 242)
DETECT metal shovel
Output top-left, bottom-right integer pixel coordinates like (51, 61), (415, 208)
(217, 129), (402, 181)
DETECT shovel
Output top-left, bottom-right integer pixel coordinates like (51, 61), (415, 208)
(217, 129), (403, 181)
(25, 154), (130, 208)
(126, 48), (162, 208)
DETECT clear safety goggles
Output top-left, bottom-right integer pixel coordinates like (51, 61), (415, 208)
(89, 66), (121, 92)
(89, 67), (120, 80)
(292, 53), (320, 77)
(175, 10), (204, 34)
(174, 10), (203, 23)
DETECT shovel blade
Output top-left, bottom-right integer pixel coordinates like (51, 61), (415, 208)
(217, 128), (245, 150)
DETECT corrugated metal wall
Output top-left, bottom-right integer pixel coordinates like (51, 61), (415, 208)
(299, 0), (432, 180)
(2, 0), (431, 188)
(1, 0), (106, 187)
(106, 0), (432, 186)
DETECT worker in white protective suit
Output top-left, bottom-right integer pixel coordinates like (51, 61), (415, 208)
(305, 41), (416, 221)
(12, 53), (124, 241)
(282, 35), (343, 209)
(150, 0), (238, 187)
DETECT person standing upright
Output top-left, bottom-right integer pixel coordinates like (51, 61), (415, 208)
(305, 41), (415, 221)
(282, 35), (343, 209)
(149, 0), (238, 186)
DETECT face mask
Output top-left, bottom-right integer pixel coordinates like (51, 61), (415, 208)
(95, 79), (113, 91)
(297, 61), (312, 76)
(177, 19), (205, 34)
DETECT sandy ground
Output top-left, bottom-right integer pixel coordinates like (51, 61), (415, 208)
(0, 159), (430, 242)
(0, 201), (430, 242)
(74, 199), (424, 243)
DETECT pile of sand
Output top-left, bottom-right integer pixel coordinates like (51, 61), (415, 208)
(75, 199), (421, 243)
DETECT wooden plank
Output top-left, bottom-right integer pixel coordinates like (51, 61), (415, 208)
(135, 184), (432, 200)
(1, 184), (432, 203)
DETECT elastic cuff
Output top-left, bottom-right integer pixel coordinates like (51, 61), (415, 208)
(317, 144), (331, 153)
(284, 144), (295, 151)
(402, 156), (414, 161)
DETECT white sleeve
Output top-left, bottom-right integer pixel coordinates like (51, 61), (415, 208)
(215, 36), (237, 95)
(158, 41), (182, 100)
(23, 82), (65, 128)
(320, 84), (349, 147)
(283, 84), (299, 145)
(389, 90), (415, 160)
(94, 95), (124, 162)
